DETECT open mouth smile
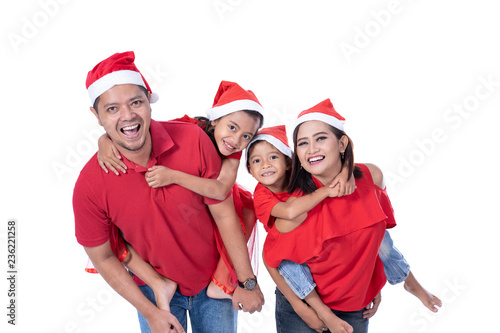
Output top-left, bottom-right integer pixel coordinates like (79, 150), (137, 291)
(223, 140), (238, 152)
(120, 124), (140, 138)
(308, 155), (325, 165)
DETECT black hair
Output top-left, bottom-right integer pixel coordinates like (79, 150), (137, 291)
(287, 122), (363, 194)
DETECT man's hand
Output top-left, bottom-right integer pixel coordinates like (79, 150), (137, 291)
(232, 284), (265, 313)
(147, 308), (185, 333)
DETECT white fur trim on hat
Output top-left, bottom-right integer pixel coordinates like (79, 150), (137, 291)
(207, 99), (264, 121)
(251, 134), (293, 158)
(88, 70), (158, 105)
(293, 112), (345, 133)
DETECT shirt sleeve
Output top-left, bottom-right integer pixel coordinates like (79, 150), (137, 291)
(254, 184), (281, 231)
(376, 187), (397, 229)
(73, 172), (110, 247)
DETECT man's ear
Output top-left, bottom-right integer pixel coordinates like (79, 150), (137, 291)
(90, 107), (102, 126)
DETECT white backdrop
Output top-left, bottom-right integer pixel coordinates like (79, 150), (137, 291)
(1, 0), (499, 332)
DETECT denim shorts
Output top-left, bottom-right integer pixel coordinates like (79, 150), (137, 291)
(378, 230), (410, 285)
(278, 260), (316, 299)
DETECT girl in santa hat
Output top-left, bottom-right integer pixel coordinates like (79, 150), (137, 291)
(247, 101), (441, 332)
(95, 80), (264, 304)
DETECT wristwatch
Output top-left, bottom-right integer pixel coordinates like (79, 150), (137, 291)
(238, 276), (258, 291)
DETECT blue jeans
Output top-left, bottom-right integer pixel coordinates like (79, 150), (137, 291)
(275, 288), (368, 333)
(137, 283), (237, 333)
(277, 230), (411, 299)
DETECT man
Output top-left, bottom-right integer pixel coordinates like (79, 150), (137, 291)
(73, 51), (264, 333)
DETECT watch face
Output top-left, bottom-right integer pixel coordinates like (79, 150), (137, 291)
(245, 278), (257, 290)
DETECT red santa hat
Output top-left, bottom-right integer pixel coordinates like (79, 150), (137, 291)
(206, 81), (264, 121)
(247, 125), (292, 159)
(86, 51), (159, 106)
(292, 98), (345, 134)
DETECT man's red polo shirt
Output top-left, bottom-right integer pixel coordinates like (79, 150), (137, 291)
(74, 120), (223, 296)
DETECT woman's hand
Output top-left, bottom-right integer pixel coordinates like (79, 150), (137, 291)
(363, 291), (381, 319)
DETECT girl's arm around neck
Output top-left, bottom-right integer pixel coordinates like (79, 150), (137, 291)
(273, 186), (340, 233)
(270, 187), (332, 221)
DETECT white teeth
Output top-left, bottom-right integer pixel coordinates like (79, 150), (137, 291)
(224, 141), (235, 150)
(308, 156), (324, 162)
(262, 172), (275, 176)
(122, 124), (139, 131)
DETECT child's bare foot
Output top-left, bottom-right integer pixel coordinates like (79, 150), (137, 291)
(404, 272), (442, 313)
(207, 281), (232, 299)
(153, 276), (178, 311)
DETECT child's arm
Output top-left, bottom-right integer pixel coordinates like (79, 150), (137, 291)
(97, 134), (128, 175)
(271, 185), (340, 221)
(145, 158), (239, 201)
(263, 254), (326, 332)
(271, 162), (355, 222)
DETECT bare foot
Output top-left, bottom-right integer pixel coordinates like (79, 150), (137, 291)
(206, 281), (232, 300)
(153, 276), (178, 311)
(404, 272), (442, 313)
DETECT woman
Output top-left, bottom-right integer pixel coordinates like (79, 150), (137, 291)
(263, 99), (397, 332)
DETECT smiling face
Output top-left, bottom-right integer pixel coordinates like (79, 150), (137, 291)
(210, 111), (261, 156)
(248, 141), (290, 193)
(91, 84), (152, 154)
(295, 120), (347, 185)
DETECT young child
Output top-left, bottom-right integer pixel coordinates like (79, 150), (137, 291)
(246, 125), (442, 332)
(94, 80), (264, 303)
